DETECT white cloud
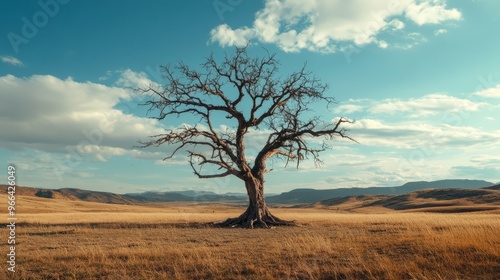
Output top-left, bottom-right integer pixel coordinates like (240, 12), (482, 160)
(97, 69), (160, 89)
(115, 69), (160, 89)
(1, 55), (24, 67)
(370, 94), (483, 116)
(209, 24), (254, 47)
(389, 19), (405, 30)
(210, 0), (462, 53)
(434, 28), (448, 36)
(474, 85), (500, 98)
(378, 40), (389, 49)
(335, 94), (485, 117)
(0, 74), (166, 161)
(75, 145), (126, 162)
(405, 1), (461, 26)
(348, 118), (500, 149)
(335, 104), (364, 114)
(98, 70), (113, 81)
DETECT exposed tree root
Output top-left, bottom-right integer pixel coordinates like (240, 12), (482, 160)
(213, 207), (296, 229)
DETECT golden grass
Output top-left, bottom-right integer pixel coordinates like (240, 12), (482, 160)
(1, 195), (499, 279)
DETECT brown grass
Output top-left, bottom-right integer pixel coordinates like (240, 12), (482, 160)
(1, 195), (499, 279)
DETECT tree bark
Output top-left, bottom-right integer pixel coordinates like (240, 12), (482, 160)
(215, 175), (294, 228)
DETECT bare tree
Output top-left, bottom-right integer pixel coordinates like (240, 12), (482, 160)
(139, 47), (355, 228)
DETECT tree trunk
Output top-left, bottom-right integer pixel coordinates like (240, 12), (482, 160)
(216, 176), (294, 228)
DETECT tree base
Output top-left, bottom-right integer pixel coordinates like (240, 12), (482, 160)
(213, 206), (296, 229)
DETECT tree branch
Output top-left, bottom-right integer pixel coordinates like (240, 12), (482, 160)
(138, 46), (357, 183)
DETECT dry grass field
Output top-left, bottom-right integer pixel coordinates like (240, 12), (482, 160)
(1, 194), (499, 280)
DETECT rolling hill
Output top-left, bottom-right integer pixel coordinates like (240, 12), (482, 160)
(307, 187), (500, 213)
(1, 179), (496, 208)
(0, 186), (138, 204)
(0, 185), (247, 204)
(266, 179), (494, 204)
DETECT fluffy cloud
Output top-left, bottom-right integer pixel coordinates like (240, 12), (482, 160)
(115, 69), (161, 89)
(1, 55), (24, 67)
(405, 1), (461, 25)
(335, 94), (485, 117)
(210, 0), (461, 53)
(334, 104), (365, 114)
(474, 85), (500, 99)
(0, 74), (166, 162)
(210, 24), (255, 47)
(434, 28), (448, 36)
(348, 119), (500, 149)
(98, 69), (161, 89)
(370, 94), (483, 116)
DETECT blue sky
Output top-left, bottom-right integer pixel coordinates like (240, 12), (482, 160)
(1, 0), (499, 194)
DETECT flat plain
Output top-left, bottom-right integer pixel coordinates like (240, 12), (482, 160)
(1, 194), (499, 280)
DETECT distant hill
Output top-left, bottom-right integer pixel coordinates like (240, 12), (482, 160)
(0, 185), (247, 204)
(1, 179), (495, 206)
(266, 179), (494, 204)
(124, 190), (246, 203)
(58, 188), (137, 204)
(0, 185), (137, 204)
(308, 187), (500, 213)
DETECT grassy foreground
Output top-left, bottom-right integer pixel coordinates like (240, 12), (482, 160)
(1, 195), (499, 279)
